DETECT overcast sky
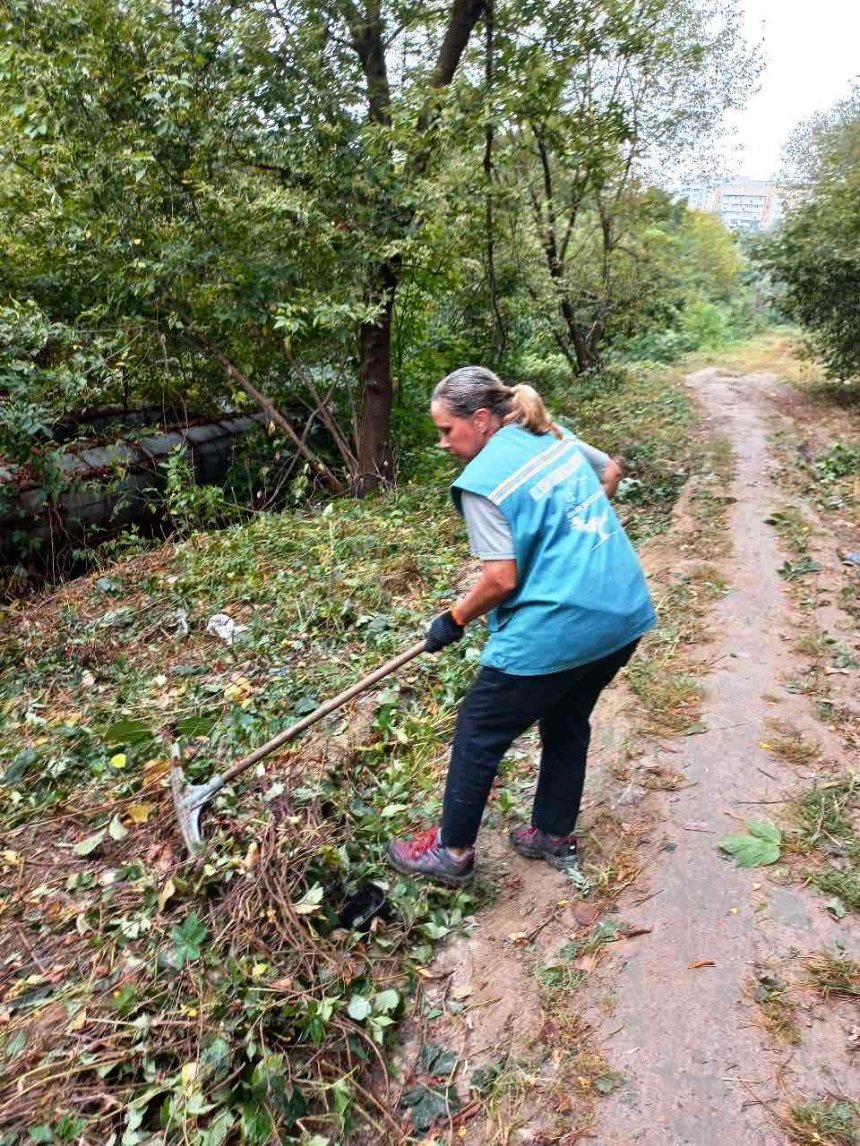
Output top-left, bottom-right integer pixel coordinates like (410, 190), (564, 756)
(726, 0), (860, 180)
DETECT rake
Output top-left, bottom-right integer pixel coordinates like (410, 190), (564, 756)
(170, 639), (427, 854)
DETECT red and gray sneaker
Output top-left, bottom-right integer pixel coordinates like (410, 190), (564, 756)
(509, 825), (579, 870)
(387, 828), (475, 887)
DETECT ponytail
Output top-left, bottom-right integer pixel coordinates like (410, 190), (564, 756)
(433, 368), (562, 438)
(502, 383), (563, 439)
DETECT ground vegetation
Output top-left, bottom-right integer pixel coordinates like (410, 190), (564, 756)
(0, 359), (704, 1142)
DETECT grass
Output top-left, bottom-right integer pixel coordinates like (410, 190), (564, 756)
(762, 719), (822, 767)
(535, 924), (620, 1008)
(757, 333), (860, 527)
(568, 360), (698, 545)
(786, 778), (860, 915)
(624, 428), (734, 738)
(712, 328), (822, 385)
(752, 968), (801, 1046)
(625, 574), (712, 736)
(782, 1099), (860, 1146)
(794, 631), (837, 660)
(805, 950), (860, 1001)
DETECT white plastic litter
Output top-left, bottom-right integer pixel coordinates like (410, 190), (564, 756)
(205, 612), (249, 645)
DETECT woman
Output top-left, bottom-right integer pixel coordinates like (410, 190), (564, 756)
(387, 366), (655, 887)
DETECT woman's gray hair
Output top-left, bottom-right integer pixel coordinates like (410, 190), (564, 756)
(433, 366), (561, 438)
(432, 366), (513, 419)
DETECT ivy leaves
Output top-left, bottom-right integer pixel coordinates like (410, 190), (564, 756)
(346, 988), (400, 1043)
(170, 913), (208, 968)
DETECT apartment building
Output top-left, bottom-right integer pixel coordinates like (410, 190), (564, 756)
(682, 178), (785, 233)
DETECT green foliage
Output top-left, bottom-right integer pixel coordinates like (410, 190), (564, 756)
(784, 1098), (860, 1146)
(718, 820), (782, 867)
(814, 443), (860, 482)
(756, 82), (860, 378)
(0, 0), (757, 513)
(170, 913), (208, 968)
(159, 448), (244, 537)
(475, 2), (757, 372)
(615, 208), (756, 363)
(0, 473), (485, 1139)
(790, 778), (860, 916)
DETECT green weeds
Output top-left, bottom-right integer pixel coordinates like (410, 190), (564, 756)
(625, 430), (733, 737)
(570, 365), (696, 545)
(625, 574), (708, 736)
(787, 777), (860, 916)
(0, 472), (486, 1142)
(782, 1099), (860, 1146)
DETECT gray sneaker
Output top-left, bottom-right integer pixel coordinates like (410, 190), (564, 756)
(509, 825), (579, 870)
(387, 827), (475, 887)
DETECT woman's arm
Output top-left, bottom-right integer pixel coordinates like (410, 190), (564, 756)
(452, 559), (518, 625)
(574, 436), (622, 497)
(601, 457), (623, 497)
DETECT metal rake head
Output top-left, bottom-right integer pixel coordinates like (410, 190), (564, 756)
(170, 743), (223, 856)
(170, 763), (206, 855)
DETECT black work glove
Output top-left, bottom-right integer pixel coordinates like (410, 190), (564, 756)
(424, 610), (465, 653)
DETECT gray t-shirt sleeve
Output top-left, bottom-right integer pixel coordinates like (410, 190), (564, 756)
(572, 435), (612, 480)
(460, 491), (516, 559)
(556, 421), (613, 480)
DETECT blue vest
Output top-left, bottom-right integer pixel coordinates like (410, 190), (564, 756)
(452, 425), (656, 675)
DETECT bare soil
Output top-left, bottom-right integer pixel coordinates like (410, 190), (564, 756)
(391, 368), (859, 1145)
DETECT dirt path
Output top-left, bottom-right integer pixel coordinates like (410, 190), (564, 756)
(391, 366), (858, 1145)
(594, 369), (857, 1144)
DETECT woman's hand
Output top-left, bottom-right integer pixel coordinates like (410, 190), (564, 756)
(425, 610), (465, 653)
(424, 560), (518, 653)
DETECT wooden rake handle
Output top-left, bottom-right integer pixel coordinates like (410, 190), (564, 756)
(216, 639), (428, 787)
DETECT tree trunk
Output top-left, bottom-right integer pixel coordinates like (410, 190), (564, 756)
(559, 293), (595, 375)
(347, 0), (487, 493)
(356, 267), (397, 494)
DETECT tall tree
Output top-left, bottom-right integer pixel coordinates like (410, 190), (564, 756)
(490, 0), (756, 372)
(757, 82), (860, 378)
(175, 0), (489, 490)
(1, 0), (489, 492)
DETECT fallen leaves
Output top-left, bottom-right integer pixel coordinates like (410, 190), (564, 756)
(66, 1008), (88, 1033)
(72, 830), (106, 857)
(126, 802), (155, 824)
(157, 878), (177, 912)
(718, 819), (782, 867)
(108, 815), (128, 841)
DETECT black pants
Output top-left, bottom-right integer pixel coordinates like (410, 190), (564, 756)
(440, 639), (639, 849)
